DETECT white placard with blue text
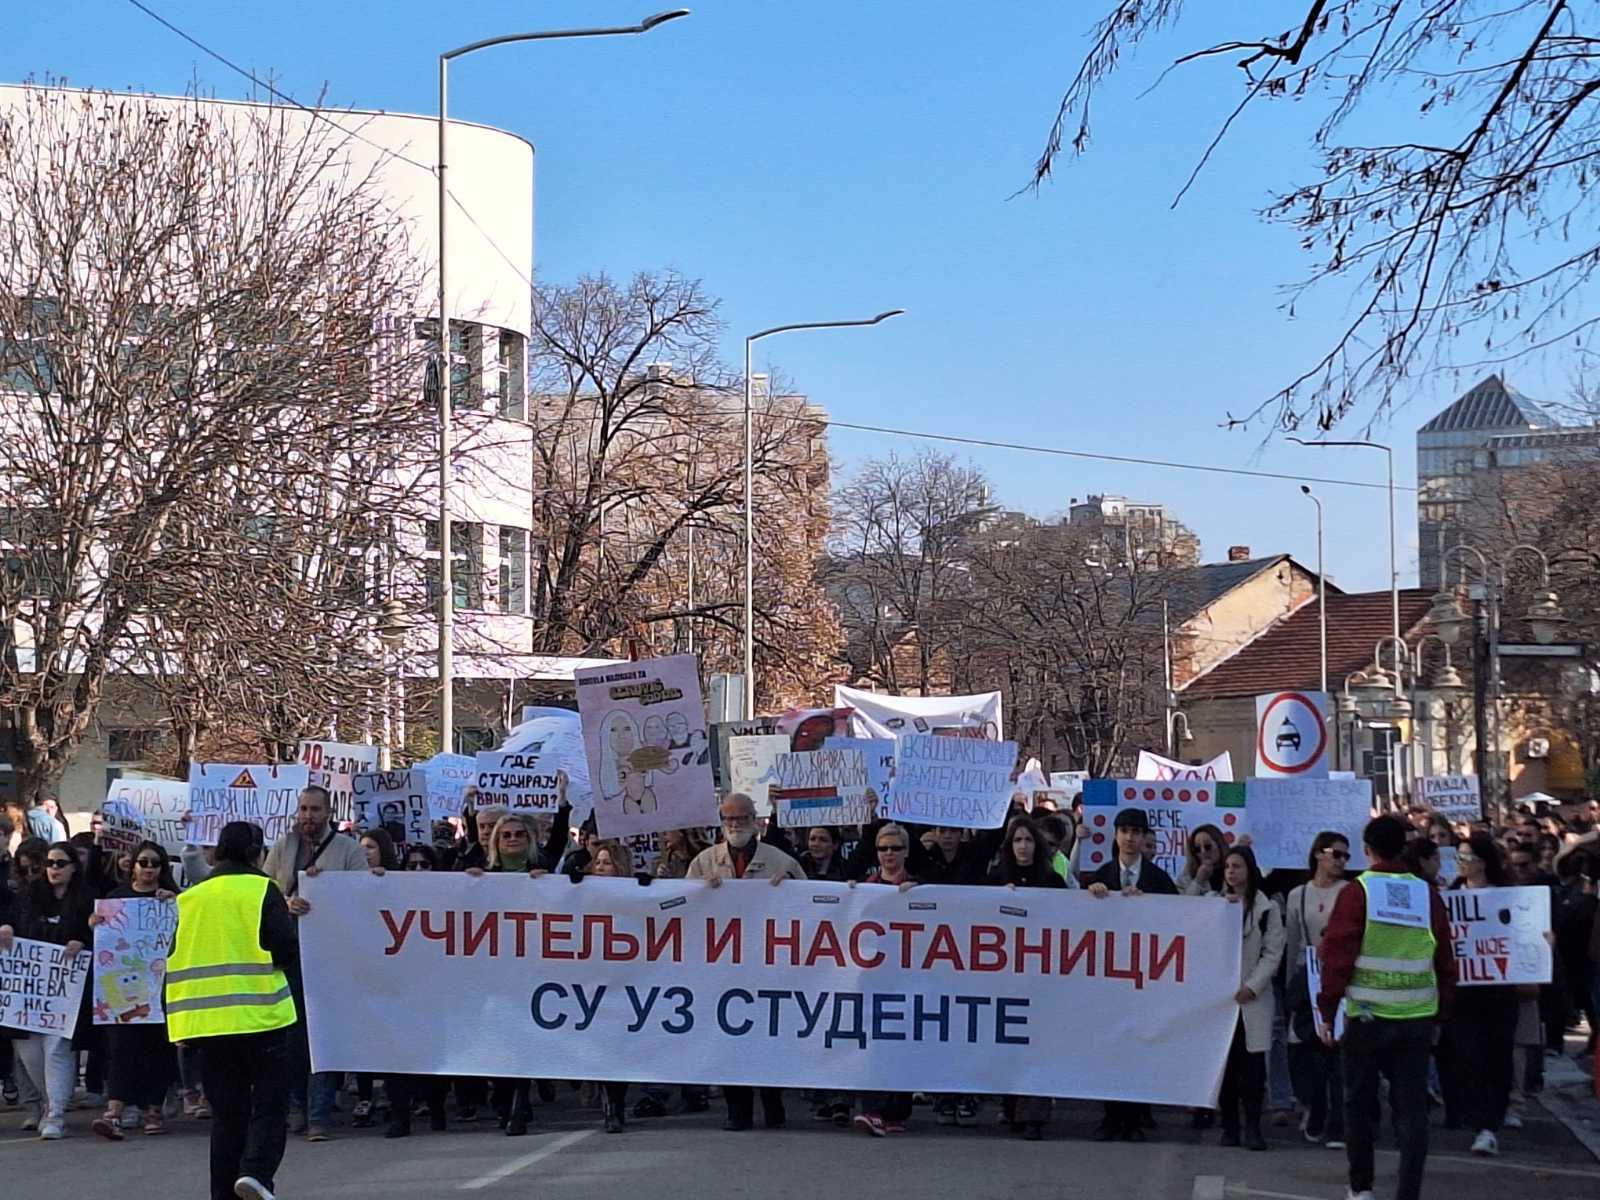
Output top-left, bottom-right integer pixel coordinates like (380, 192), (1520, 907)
(886, 734), (1017, 829)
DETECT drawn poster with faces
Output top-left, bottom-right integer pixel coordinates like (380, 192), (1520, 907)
(576, 655), (717, 838)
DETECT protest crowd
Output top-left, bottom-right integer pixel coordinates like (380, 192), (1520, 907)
(1, 688), (1598, 1200)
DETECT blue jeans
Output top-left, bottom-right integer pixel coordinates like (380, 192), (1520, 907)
(288, 1069), (337, 1126)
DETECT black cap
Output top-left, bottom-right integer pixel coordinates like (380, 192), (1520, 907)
(1113, 808), (1151, 832)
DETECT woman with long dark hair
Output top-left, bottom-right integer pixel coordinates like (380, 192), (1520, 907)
(1177, 824), (1228, 896)
(0, 840), (95, 1139)
(89, 841), (179, 1140)
(1215, 845), (1285, 1151)
(1284, 831), (1351, 1147)
(1444, 832), (1517, 1157)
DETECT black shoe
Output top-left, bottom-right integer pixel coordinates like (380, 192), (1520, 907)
(1140, 1109), (1157, 1130)
(604, 1113), (624, 1134)
(507, 1115), (528, 1137)
(456, 1105), (478, 1123)
(832, 1104), (852, 1128)
(1245, 1129), (1268, 1151)
(633, 1097), (668, 1119)
(1092, 1122), (1116, 1142)
(429, 1110), (447, 1132)
(1191, 1110), (1215, 1130)
(384, 1122), (411, 1139)
(1220, 1130), (1241, 1147)
(536, 1080), (556, 1104)
(723, 1119), (751, 1132)
(683, 1094), (710, 1114)
(1023, 1123), (1044, 1141)
(1124, 1127), (1147, 1142)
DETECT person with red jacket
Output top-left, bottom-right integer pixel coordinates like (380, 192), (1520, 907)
(1317, 815), (1458, 1200)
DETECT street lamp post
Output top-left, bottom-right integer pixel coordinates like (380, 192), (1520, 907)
(1290, 437), (1398, 648)
(434, 9), (689, 752)
(742, 310), (903, 718)
(1300, 485), (1327, 694)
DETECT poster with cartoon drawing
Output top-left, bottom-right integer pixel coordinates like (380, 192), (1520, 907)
(92, 897), (177, 1025)
(575, 655), (716, 837)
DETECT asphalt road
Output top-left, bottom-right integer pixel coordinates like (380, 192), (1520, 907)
(5, 1079), (1598, 1200)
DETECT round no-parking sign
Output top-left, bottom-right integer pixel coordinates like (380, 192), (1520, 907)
(1254, 691), (1329, 777)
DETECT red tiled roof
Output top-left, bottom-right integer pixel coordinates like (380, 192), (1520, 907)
(1181, 589), (1436, 699)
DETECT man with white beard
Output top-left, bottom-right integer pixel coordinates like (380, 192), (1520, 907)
(687, 791), (805, 1130)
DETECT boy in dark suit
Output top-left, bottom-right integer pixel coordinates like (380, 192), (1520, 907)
(1087, 808), (1178, 1139)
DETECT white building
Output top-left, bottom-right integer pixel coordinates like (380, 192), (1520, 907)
(0, 85), (552, 811)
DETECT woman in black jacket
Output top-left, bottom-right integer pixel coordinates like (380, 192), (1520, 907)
(0, 840), (95, 1139)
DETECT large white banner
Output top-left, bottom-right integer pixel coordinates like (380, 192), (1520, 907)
(835, 685), (1003, 742)
(0, 937), (89, 1037)
(187, 763), (310, 846)
(576, 655), (717, 838)
(1443, 885), (1552, 985)
(1135, 750), (1233, 782)
(301, 874), (1239, 1107)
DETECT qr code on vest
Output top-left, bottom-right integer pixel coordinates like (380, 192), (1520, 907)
(1384, 882), (1410, 907)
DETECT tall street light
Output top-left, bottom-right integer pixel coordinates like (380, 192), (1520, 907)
(1300, 485), (1327, 694)
(1290, 437), (1398, 648)
(743, 311), (903, 717)
(435, 9), (689, 749)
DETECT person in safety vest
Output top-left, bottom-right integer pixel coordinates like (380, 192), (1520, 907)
(1317, 815), (1457, 1200)
(167, 821), (298, 1200)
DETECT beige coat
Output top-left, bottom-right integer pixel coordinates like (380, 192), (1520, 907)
(1234, 891), (1286, 1053)
(685, 840), (805, 882)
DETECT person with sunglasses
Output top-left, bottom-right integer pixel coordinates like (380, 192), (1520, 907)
(88, 841), (179, 1140)
(845, 823), (919, 1138)
(1177, 824), (1229, 897)
(1283, 831), (1352, 1148)
(0, 840), (94, 1139)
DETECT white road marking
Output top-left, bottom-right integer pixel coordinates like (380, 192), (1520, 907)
(459, 1129), (594, 1191)
(1386, 1150), (1600, 1180)
(1191, 1175), (1226, 1200)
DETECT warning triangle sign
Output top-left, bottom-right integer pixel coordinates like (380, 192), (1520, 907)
(230, 769), (258, 789)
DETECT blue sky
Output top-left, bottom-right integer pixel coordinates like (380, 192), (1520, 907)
(8, 1), (1580, 591)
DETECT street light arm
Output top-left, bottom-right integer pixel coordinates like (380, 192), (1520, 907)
(747, 311), (905, 344)
(443, 9), (689, 60)
(1502, 543), (1552, 587)
(1441, 542), (1491, 584)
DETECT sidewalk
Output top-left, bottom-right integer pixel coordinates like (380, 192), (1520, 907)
(1542, 1037), (1600, 1162)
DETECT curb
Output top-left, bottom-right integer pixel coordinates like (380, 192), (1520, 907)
(1540, 1051), (1600, 1164)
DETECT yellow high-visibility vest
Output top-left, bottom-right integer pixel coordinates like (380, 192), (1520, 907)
(166, 873), (297, 1042)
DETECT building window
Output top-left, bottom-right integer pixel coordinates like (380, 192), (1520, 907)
(1, 507), (64, 600)
(495, 330), (526, 420)
(423, 520), (484, 610)
(416, 319), (482, 410)
(107, 728), (163, 763)
(499, 526), (528, 614)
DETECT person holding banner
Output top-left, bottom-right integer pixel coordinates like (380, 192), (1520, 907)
(89, 841), (179, 1141)
(796, 826), (850, 882)
(0, 840), (94, 1140)
(921, 824), (1005, 887)
(1443, 832), (1519, 1157)
(1284, 832), (1352, 1148)
(1214, 846), (1285, 1151)
(848, 822), (920, 1138)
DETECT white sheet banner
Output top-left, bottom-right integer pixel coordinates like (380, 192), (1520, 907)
(0, 937), (89, 1037)
(352, 770), (431, 844)
(1135, 750), (1233, 782)
(1443, 885), (1552, 985)
(771, 748), (872, 828)
(887, 734), (1018, 828)
(300, 874), (1239, 1106)
(187, 763), (311, 846)
(1243, 778), (1371, 871)
(835, 685), (1003, 742)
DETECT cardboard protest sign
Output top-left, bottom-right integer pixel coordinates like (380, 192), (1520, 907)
(771, 747), (872, 828)
(351, 770), (431, 844)
(1079, 779), (1247, 878)
(1304, 948), (1345, 1041)
(1242, 777), (1370, 871)
(1050, 771), (1090, 803)
(296, 740), (380, 825)
(576, 655), (717, 838)
(414, 752), (478, 820)
(1255, 691), (1330, 778)
(1444, 885), (1552, 986)
(824, 737), (896, 807)
(0, 937), (89, 1036)
(96, 804), (145, 855)
(726, 734), (791, 814)
(102, 777), (190, 855)
(710, 707), (852, 789)
(885, 733), (1017, 828)
(836, 684), (1003, 741)
(1419, 775), (1482, 824)
(187, 763), (310, 846)
(473, 752), (564, 814)
(1135, 749), (1233, 782)
(92, 897), (177, 1025)
(499, 716), (593, 819)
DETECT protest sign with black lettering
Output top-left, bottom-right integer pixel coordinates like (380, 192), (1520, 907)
(1419, 775), (1482, 824)
(301, 873), (1240, 1107)
(92, 897), (177, 1025)
(1079, 780), (1247, 878)
(1443, 885), (1552, 986)
(96, 804), (145, 855)
(1135, 750), (1233, 782)
(415, 752), (478, 820)
(771, 748), (872, 828)
(474, 752), (564, 813)
(726, 735), (791, 813)
(1243, 777), (1370, 871)
(886, 734), (1017, 829)
(576, 655), (717, 838)
(824, 737), (896, 808)
(102, 777), (190, 855)
(0, 937), (89, 1036)
(187, 763), (310, 847)
(352, 770), (431, 843)
(297, 740), (380, 824)
(499, 718), (592, 820)
(711, 708), (853, 790)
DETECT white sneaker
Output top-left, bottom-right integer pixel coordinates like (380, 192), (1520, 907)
(234, 1177), (276, 1200)
(1346, 1190), (1375, 1200)
(1502, 1110), (1524, 1130)
(39, 1120), (65, 1140)
(1470, 1129), (1499, 1156)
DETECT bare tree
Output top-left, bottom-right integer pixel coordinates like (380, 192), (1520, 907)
(1032, 2), (1600, 431)
(0, 86), (432, 802)
(826, 450), (995, 694)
